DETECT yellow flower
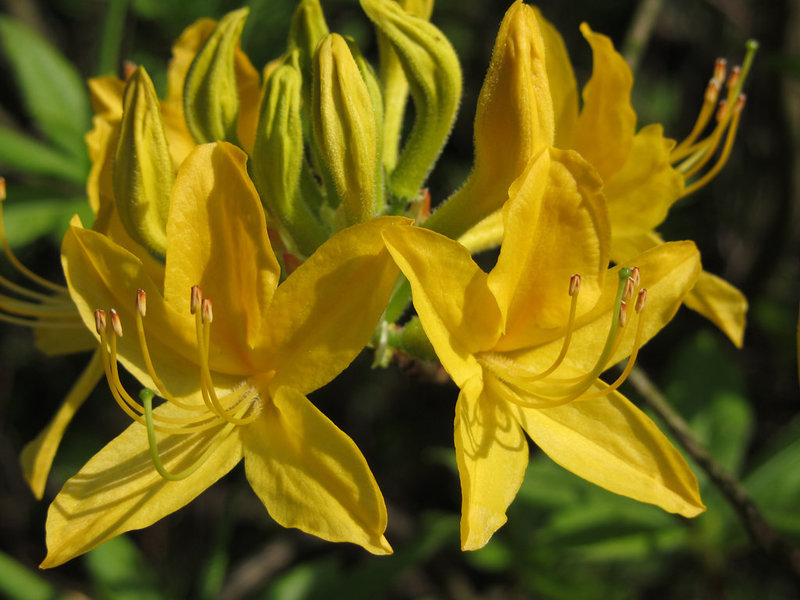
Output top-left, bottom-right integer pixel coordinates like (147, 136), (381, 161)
(384, 147), (705, 550)
(42, 142), (409, 567)
(431, 1), (754, 348)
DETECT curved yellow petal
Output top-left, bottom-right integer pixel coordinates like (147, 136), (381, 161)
(233, 39), (261, 154)
(85, 116), (117, 219)
(532, 7), (578, 148)
(166, 19), (217, 107)
(20, 350), (104, 499)
(456, 374), (528, 550)
(457, 208), (503, 255)
(684, 271), (747, 348)
(242, 386), (391, 555)
(513, 382), (704, 517)
(489, 147), (609, 340)
(612, 231), (747, 347)
(571, 23), (635, 181)
(34, 324), (95, 356)
(382, 226), (500, 386)
(164, 142), (279, 359)
(87, 77), (125, 123)
(264, 217), (410, 395)
(604, 124), (685, 237)
(41, 403), (243, 568)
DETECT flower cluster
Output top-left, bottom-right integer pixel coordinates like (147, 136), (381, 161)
(0, 0), (756, 567)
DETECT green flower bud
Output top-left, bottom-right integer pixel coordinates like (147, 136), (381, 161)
(113, 66), (173, 258)
(252, 58), (328, 256)
(288, 0), (329, 106)
(312, 34), (380, 227)
(361, 0), (461, 199)
(184, 8), (249, 144)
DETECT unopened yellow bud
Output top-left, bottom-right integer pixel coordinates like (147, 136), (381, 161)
(361, 0), (461, 199)
(288, 0), (329, 106)
(113, 66), (173, 257)
(312, 33), (380, 227)
(184, 8), (249, 144)
(424, 0), (554, 238)
(253, 58), (327, 255)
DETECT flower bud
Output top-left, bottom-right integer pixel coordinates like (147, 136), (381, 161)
(253, 58), (327, 255)
(312, 33), (380, 227)
(184, 8), (249, 144)
(288, 0), (329, 106)
(361, 0), (461, 199)
(113, 66), (173, 258)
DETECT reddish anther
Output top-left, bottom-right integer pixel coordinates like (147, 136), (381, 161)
(569, 274), (581, 296)
(190, 286), (202, 315)
(94, 309), (107, 335)
(109, 309), (123, 337)
(136, 289), (147, 317)
(202, 298), (213, 324)
(635, 289), (648, 314)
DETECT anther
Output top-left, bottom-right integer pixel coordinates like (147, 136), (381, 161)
(190, 285), (202, 315)
(635, 289), (648, 314)
(726, 65), (741, 91)
(569, 274), (581, 296)
(109, 309), (123, 337)
(136, 289), (147, 317)
(734, 93), (747, 113)
(630, 266), (641, 288)
(618, 301), (628, 328)
(712, 58), (727, 85)
(716, 99), (729, 122)
(0, 177), (5, 201)
(202, 298), (213, 324)
(623, 277), (635, 302)
(704, 79), (721, 104)
(123, 60), (137, 81)
(94, 309), (107, 334)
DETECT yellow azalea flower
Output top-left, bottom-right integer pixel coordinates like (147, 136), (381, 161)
(434, 1), (753, 347)
(42, 142), (408, 567)
(384, 147), (705, 550)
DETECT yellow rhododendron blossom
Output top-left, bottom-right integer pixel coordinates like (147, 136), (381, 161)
(42, 142), (409, 567)
(439, 1), (753, 347)
(384, 147), (705, 550)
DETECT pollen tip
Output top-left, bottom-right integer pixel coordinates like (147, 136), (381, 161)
(715, 99), (729, 122)
(713, 57), (727, 85)
(623, 277), (635, 302)
(201, 298), (213, 324)
(630, 266), (641, 288)
(635, 289), (648, 313)
(136, 289), (147, 317)
(735, 93), (747, 112)
(109, 308), (123, 337)
(569, 273), (581, 296)
(0, 177), (6, 201)
(618, 301), (628, 328)
(190, 285), (202, 315)
(123, 60), (137, 81)
(94, 309), (107, 334)
(705, 79), (721, 103)
(726, 65), (741, 90)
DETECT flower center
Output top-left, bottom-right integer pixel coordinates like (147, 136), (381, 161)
(671, 40), (758, 196)
(94, 286), (262, 481)
(0, 178), (82, 331)
(478, 267), (648, 409)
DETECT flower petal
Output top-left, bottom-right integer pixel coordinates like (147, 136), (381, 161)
(41, 403), (243, 568)
(241, 386), (391, 555)
(456, 375), (528, 550)
(532, 7), (578, 148)
(604, 124), (685, 237)
(20, 350), (104, 499)
(513, 382), (705, 517)
(383, 226), (500, 386)
(164, 142), (280, 359)
(488, 147), (609, 340)
(571, 23), (636, 181)
(263, 217), (409, 395)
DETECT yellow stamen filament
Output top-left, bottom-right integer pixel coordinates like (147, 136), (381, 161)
(671, 40), (758, 196)
(479, 268), (649, 410)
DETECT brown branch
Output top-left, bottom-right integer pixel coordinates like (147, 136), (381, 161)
(627, 366), (800, 576)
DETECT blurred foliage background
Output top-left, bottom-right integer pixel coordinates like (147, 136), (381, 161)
(1, 0), (799, 598)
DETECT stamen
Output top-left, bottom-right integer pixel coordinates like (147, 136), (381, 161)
(109, 309), (123, 338)
(630, 266), (640, 288)
(635, 288), (647, 313)
(202, 298), (213, 324)
(569, 273), (581, 296)
(136, 288), (147, 316)
(190, 285), (202, 315)
(712, 58), (727, 86)
(623, 277), (635, 302)
(95, 309), (107, 334)
(618, 301), (628, 328)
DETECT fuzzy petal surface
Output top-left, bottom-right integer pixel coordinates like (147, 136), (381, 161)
(41, 403), (243, 568)
(383, 226), (501, 386)
(456, 375), (528, 550)
(571, 23), (636, 180)
(241, 386), (391, 554)
(513, 382), (705, 517)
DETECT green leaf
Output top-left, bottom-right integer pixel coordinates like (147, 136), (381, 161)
(0, 127), (87, 184)
(0, 551), (69, 600)
(85, 535), (164, 600)
(0, 17), (91, 163)
(2, 193), (93, 248)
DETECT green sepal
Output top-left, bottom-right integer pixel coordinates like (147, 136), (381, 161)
(361, 0), (461, 199)
(113, 66), (173, 258)
(252, 57), (328, 257)
(312, 33), (380, 227)
(183, 7), (249, 144)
